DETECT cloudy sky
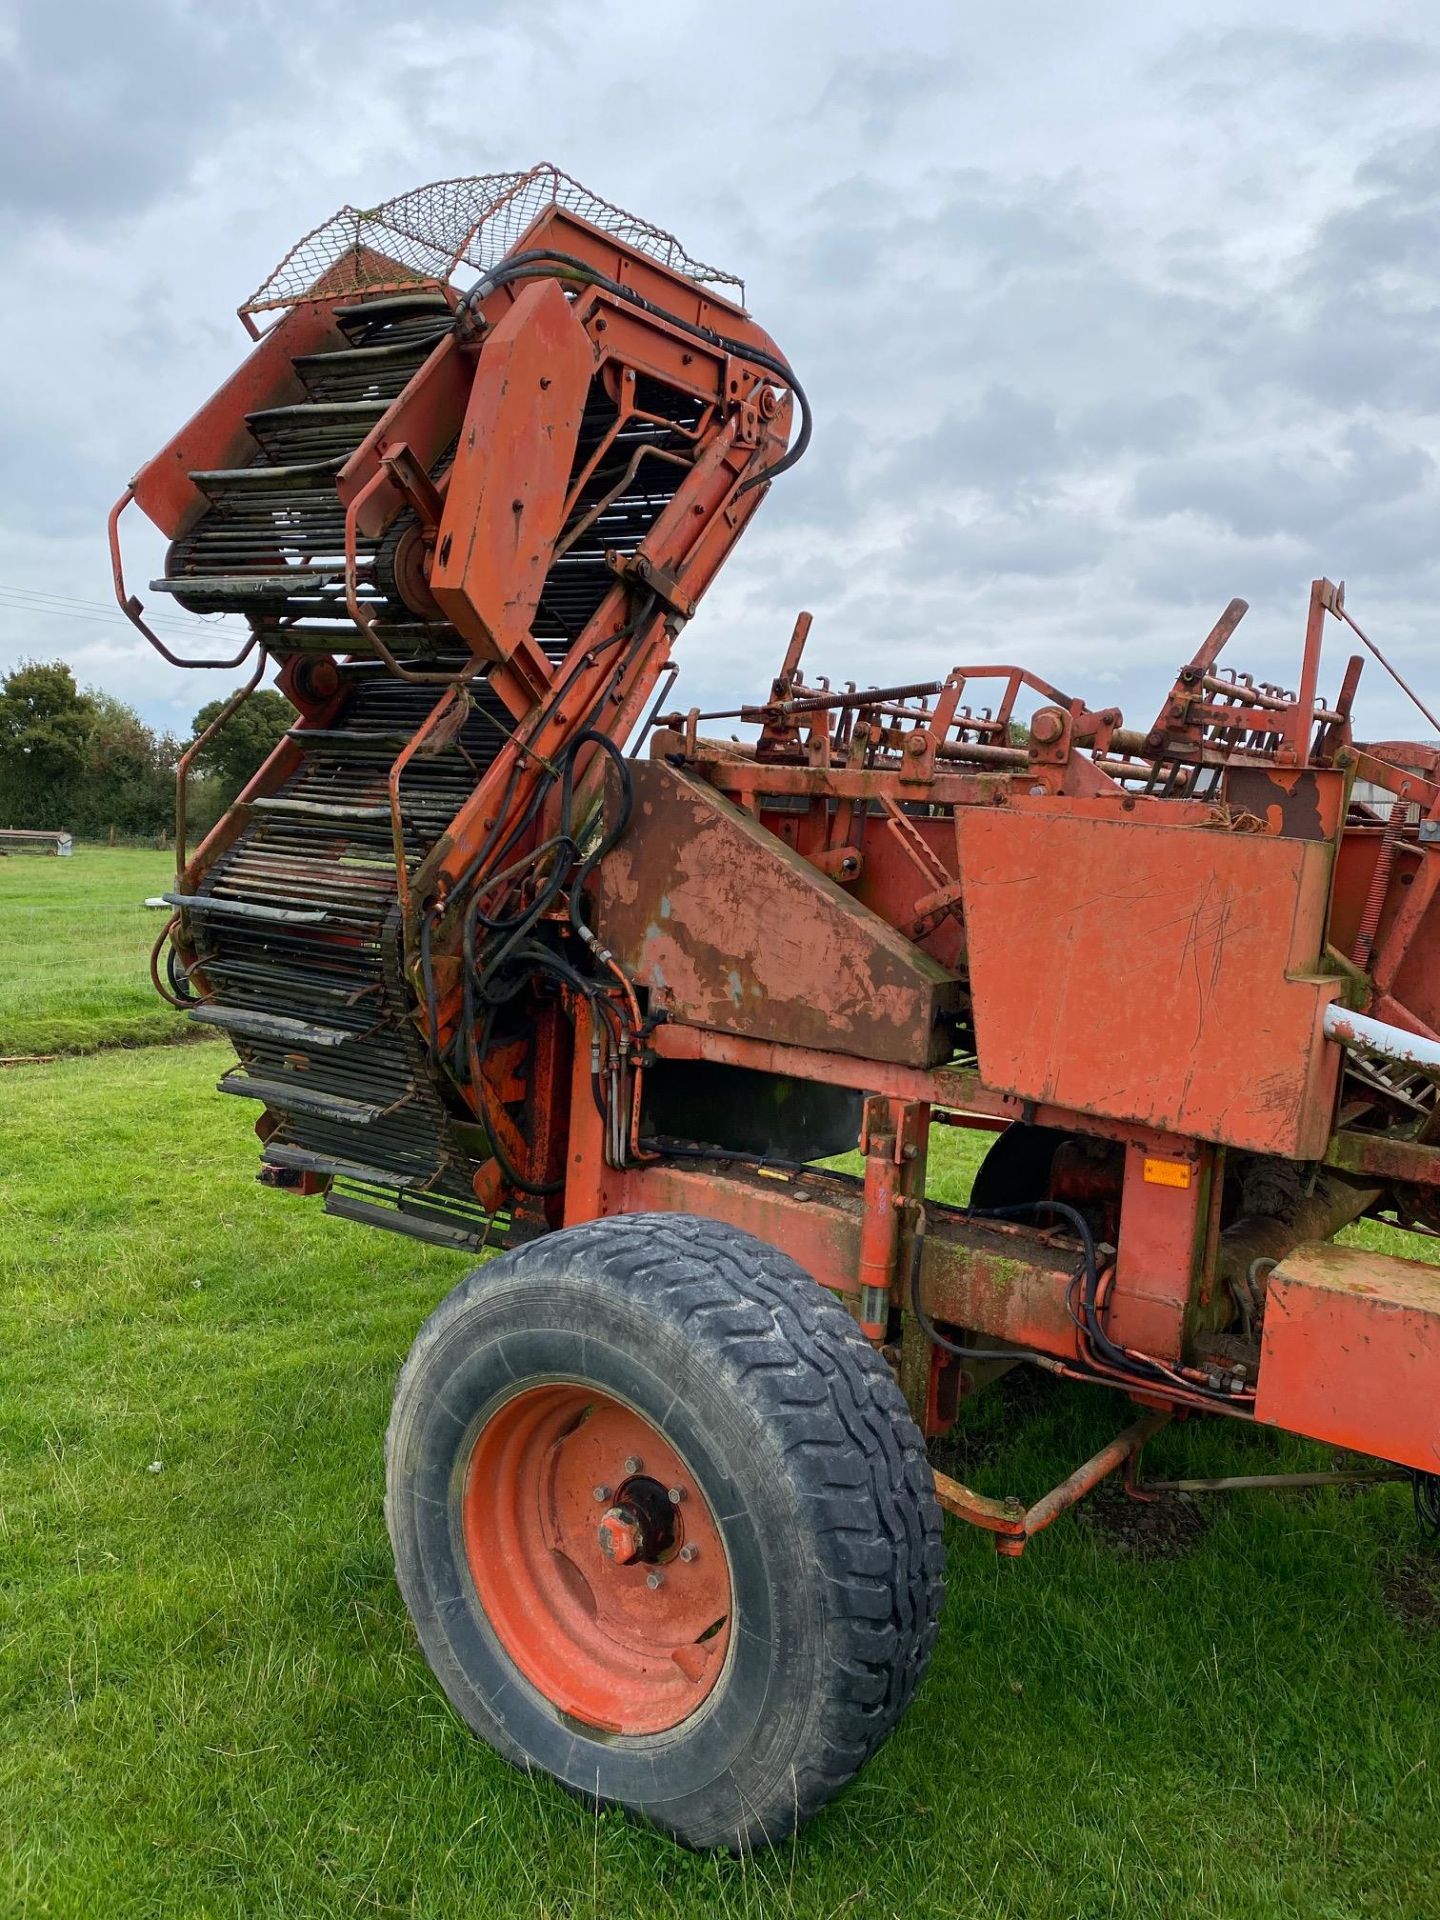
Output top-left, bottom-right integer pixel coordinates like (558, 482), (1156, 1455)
(4, 0), (1440, 744)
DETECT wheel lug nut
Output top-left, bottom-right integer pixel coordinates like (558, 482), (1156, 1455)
(597, 1508), (644, 1565)
(679, 1544), (699, 1563)
(667, 1486), (684, 1504)
(646, 1571), (664, 1589)
(624, 1456), (643, 1474)
(592, 1484), (611, 1502)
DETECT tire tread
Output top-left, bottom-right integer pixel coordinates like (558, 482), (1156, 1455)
(387, 1211), (944, 1846)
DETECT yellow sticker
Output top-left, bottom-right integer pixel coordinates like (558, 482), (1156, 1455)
(1143, 1156), (1192, 1189)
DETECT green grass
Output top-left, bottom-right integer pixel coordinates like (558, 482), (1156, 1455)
(5, 1045), (1440, 1917)
(0, 847), (189, 1055)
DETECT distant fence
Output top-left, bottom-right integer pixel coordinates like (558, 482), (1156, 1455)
(0, 830), (72, 857)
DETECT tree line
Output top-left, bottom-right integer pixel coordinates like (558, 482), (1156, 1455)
(0, 660), (292, 842)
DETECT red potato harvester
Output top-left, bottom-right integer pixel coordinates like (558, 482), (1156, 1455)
(116, 165), (1440, 1850)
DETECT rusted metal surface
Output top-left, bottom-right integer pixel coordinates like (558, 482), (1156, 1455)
(1255, 1241), (1440, 1473)
(1326, 1128), (1440, 1186)
(430, 278), (594, 667)
(932, 1411), (1170, 1557)
(1105, 1142), (1215, 1361)
(1324, 1003), (1440, 1073)
(591, 761), (960, 1066)
(956, 804), (1343, 1157)
(130, 162), (1440, 1569)
(127, 298), (350, 537)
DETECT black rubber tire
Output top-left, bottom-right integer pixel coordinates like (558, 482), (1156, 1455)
(385, 1212), (944, 1851)
(970, 1122), (1070, 1210)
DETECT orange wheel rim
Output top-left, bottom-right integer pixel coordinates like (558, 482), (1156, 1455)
(461, 1383), (733, 1735)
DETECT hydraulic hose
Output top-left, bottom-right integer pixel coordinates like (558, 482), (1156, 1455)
(459, 249), (811, 493)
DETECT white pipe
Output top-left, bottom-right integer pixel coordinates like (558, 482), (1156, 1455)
(1323, 1001), (1440, 1074)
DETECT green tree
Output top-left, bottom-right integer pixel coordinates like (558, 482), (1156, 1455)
(190, 689), (293, 807)
(0, 660), (96, 828)
(73, 694), (180, 838)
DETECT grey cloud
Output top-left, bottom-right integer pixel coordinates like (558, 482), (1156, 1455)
(0, 1), (274, 220)
(0, 0), (550, 226)
(1131, 424), (1435, 542)
(896, 388), (1066, 497)
(809, 50), (967, 142)
(899, 503), (1108, 585)
(7, 0), (1440, 754)
(1153, 27), (1435, 103)
(1071, 392), (1203, 460)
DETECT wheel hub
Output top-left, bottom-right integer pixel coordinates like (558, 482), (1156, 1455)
(462, 1384), (732, 1734)
(596, 1474), (679, 1565)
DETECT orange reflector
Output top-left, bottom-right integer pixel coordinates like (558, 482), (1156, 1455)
(1143, 1156), (1192, 1189)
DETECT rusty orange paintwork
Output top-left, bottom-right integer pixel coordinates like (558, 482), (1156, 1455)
(591, 761), (960, 1066)
(931, 1410), (1169, 1558)
(129, 298), (352, 536)
(126, 153), (1440, 1553)
(1104, 1142), (1218, 1362)
(1255, 1241), (1440, 1474)
(956, 802), (1344, 1158)
(430, 277), (595, 669)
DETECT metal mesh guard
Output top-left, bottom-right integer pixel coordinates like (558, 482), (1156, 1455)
(240, 163), (743, 316)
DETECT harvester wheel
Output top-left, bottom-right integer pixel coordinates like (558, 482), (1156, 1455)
(384, 1212), (944, 1851)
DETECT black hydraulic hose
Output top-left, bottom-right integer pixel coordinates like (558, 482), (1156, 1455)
(907, 1202), (1069, 1368)
(445, 598), (653, 910)
(565, 731), (633, 937)
(455, 726), (640, 1189)
(459, 249), (812, 493)
(957, 1197), (1171, 1384)
(473, 998), (564, 1196)
(466, 729), (630, 1008)
(165, 941), (196, 1003)
(909, 1194), (1252, 1408)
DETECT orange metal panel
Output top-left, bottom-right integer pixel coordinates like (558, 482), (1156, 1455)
(1255, 1241), (1440, 1473)
(595, 1154), (1082, 1359)
(592, 761), (961, 1066)
(1106, 1141), (1215, 1360)
(130, 299), (348, 536)
(339, 330), (473, 535)
(956, 808), (1343, 1157)
(430, 277), (595, 662)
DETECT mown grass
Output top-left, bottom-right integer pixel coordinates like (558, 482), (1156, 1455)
(0, 847), (187, 1055)
(5, 1044), (1440, 1917)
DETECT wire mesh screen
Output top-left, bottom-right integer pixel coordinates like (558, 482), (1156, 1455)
(241, 164), (743, 316)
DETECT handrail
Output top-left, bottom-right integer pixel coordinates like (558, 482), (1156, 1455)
(108, 488), (261, 671)
(174, 651), (267, 877)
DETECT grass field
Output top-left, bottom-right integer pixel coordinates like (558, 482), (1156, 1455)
(0, 847), (188, 1055)
(4, 862), (1440, 1916)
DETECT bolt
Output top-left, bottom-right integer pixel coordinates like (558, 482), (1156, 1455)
(1029, 783), (1047, 797)
(646, 1571), (664, 1589)
(597, 1507), (644, 1565)
(592, 1484), (611, 1502)
(678, 1544), (699, 1563)
(624, 1456), (643, 1475)
(667, 1486), (685, 1504)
